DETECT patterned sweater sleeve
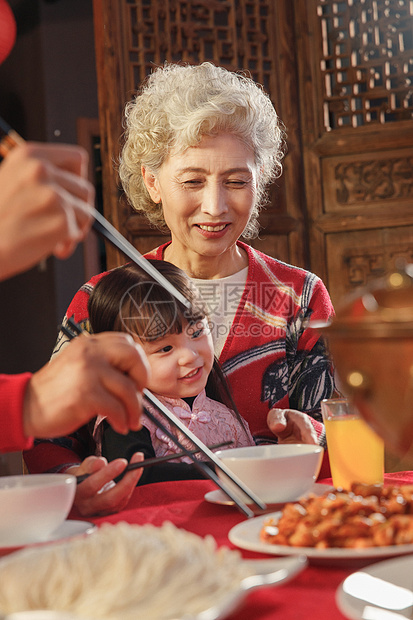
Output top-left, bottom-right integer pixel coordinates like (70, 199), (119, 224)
(286, 275), (336, 447)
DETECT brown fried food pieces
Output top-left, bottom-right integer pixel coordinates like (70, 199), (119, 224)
(261, 483), (413, 549)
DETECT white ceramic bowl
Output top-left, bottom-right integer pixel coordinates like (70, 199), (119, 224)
(0, 474), (76, 546)
(215, 444), (324, 504)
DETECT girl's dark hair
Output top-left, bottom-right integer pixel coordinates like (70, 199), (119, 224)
(88, 259), (206, 340)
(88, 260), (246, 429)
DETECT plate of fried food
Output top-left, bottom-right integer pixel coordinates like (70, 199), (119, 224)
(228, 482), (413, 564)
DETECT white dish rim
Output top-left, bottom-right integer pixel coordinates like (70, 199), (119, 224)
(228, 511), (413, 561)
(0, 520), (95, 551)
(204, 482), (333, 507)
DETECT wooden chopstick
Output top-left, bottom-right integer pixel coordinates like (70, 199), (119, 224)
(2, 120), (266, 517)
(0, 117), (24, 159)
(75, 440), (233, 484)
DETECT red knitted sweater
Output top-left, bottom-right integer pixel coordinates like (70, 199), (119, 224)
(24, 242), (335, 476)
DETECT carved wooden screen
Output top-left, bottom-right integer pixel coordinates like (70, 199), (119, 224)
(295, 0), (413, 305)
(92, 0), (306, 269)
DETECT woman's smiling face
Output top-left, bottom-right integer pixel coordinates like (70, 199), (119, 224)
(142, 133), (258, 275)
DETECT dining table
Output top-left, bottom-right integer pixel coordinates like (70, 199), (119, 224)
(68, 471), (413, 620)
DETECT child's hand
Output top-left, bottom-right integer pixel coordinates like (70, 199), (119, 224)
(67, 453), (143, 517)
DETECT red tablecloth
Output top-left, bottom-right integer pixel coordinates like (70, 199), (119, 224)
(70, 472), (413, 620)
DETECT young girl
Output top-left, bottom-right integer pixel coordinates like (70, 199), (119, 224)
(88, 259), (254, 484)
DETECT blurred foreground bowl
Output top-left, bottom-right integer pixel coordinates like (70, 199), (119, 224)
(0, 474), (76, 546)
(215, 444), (324, 504)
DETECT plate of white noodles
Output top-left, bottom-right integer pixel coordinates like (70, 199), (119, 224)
(0, 521), (306, 620)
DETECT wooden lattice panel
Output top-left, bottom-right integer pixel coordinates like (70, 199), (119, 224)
(322, 149), (413, 210)
(122, 0), (274, 93)
(325, 225), (413, 304)
(316, 0), (413, 130)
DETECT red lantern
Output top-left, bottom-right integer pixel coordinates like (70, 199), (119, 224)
(0, 0), (16, 65)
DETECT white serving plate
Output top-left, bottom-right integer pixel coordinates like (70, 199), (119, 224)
(228, 512), (413, 565)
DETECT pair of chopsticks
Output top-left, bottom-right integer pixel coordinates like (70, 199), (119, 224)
(64, 315), (265, 518)
(1, 117), (267, 517)
(62, 318), (267, 517)
(75, 440), (233, 484)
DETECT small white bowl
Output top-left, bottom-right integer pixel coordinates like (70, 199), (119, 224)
(215, 444), (324, 504)
(0, 474), (76, 546)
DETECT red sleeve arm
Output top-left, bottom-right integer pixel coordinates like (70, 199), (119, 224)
(23, 441), (81, 474)
(0, 373), (33, 452)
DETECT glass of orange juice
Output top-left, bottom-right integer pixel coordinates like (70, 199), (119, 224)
(321, 398), (384, 490)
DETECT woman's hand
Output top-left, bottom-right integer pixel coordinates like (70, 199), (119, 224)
(267, 408), (318, 444)
(67, 453), (143, 517)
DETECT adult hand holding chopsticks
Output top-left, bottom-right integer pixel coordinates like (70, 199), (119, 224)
(22, 332), (150, 517)
(24, 332), (150, 439)
(0, 140), (94, 280)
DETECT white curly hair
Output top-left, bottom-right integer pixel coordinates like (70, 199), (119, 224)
(119, 62), (285, 239)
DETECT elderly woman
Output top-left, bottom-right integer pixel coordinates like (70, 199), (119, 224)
(24, 62), (335, 516)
